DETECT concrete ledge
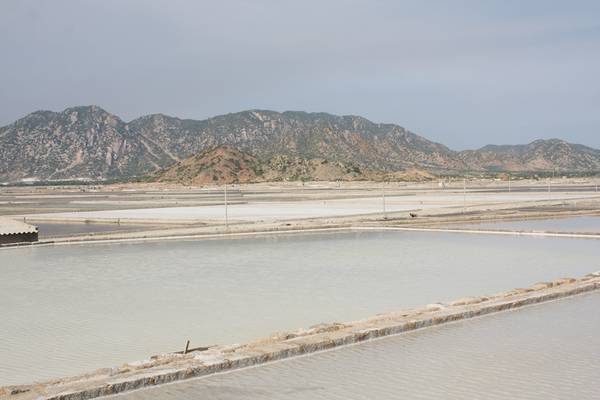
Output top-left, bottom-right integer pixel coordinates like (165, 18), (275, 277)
(354, 225), (600, 240)
(2, 272), (600, 400)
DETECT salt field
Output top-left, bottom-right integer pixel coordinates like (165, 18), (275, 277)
(456, 215), (600, 233)
(4, 2), (600, 398)
(25, 192), (599, 222)
(117, 291), (600, 400)
(1, 231), (600, 385)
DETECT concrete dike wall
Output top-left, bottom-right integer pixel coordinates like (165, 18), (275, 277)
(3, 272), (600, 400)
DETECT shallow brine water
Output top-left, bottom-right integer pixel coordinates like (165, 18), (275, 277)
(1, 231), (599, 385)
(35, 222), (150, 238)
(118, 292), (600, 400)
(455, 215), (600, 233)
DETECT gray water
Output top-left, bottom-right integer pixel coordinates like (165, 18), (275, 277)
(35, 222), (150, 238)
(456, 216), (600, 233)
(118, 292), (600, 400)
(1, 231), (599, 385)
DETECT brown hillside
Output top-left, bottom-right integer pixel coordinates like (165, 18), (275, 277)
(155, 146), (374, 185)
(155, 146), (263, 185)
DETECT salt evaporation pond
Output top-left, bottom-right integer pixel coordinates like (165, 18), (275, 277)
(455, 215), (600, 233)
(119, 291), (600, 400)
(1, 231), (599, 385)
(28, 192), (600, 222)
(35, 222), (150, 239)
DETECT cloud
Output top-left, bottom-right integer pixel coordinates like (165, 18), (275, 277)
(1, 0), (599, 149)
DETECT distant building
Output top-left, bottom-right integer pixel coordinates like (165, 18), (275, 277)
(0, 217), (38, 244)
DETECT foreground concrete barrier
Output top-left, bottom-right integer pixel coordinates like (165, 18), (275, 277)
(2, 272), (600, 400)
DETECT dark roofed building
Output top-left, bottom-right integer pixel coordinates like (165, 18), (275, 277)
(0, 217), (38, 244)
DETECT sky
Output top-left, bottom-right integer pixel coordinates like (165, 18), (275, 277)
(1, 0), (599, 150)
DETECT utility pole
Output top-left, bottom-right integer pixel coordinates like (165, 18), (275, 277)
(508, 175), (511, 193)
(224, 183), (229, 229)
(464, 178), (467, 212)
(382, 182), (387, 219)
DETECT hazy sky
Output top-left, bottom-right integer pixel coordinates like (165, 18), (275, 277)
(1, 0), (599, 149)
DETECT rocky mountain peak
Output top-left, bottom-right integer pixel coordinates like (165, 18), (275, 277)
(1, 106), (599, 182)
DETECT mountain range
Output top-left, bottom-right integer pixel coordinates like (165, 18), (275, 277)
(1, 105), (599, 182)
